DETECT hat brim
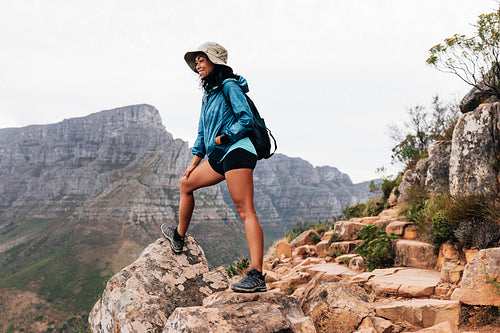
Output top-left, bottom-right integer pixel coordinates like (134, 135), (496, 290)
(184, 50), (232, 73)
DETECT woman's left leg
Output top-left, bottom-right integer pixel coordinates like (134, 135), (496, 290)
(225, 168), (263, 272)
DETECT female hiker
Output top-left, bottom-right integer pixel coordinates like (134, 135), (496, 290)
(161, 42), (266, 293)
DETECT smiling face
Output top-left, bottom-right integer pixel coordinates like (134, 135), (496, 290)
(195, 54), (214, 79)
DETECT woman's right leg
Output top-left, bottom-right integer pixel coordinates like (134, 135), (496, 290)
(178, 160), (225, 235)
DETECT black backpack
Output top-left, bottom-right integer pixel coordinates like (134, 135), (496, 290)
(244, 95), (277, 160)
(222, 88), (277, 160)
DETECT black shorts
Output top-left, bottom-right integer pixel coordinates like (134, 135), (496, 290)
(208, 148), (257, 176)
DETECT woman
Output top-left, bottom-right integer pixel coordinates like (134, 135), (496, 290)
(161, 42), (266, 293)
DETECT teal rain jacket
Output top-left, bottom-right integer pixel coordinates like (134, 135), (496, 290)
(192, 76), (254, 162)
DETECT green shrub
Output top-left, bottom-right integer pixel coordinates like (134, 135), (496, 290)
(363, 197), (385, 217)
(310, 232), (321, 244)
(354, 225), (399, 271)
(226, 257), (250, 278)
(428, 210), (455, 245)
(343, 203), (366, 219)
(332, 247), (346, 257)
(328, 232), (343, 245)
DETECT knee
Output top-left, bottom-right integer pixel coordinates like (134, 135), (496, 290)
(234, 201), (256, 222)
(179, 177), (192, 194)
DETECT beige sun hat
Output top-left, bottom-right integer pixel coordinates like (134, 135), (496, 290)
(184, 42), (230, 73)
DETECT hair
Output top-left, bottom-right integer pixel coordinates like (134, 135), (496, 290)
(200, 64), (238, 92)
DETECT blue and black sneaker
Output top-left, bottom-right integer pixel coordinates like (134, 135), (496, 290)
(231, 268), (267, 293)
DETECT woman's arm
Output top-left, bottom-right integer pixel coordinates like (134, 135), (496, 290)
(183, 155), (203, 179)
(221, 81), (254, 144)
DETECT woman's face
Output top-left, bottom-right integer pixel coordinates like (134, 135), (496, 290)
(195, 54), (214, 79)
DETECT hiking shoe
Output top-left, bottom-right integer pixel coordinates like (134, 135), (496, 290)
(231, 268), (267, 293)
(161, 224), (184, 254)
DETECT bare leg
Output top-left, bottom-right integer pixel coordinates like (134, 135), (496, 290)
(225, 168), (263, 272)
(178, 160), (225, 236)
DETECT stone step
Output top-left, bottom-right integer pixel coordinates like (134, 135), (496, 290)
(395, 240), (438, 270)
(374, 299), (460, 330)
(354, 267), (441, 298)
(306, 262), (358, 279)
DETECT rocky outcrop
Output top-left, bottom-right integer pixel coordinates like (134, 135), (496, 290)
(164, 291), (316, 332)
(458, 247), (500, 306)
(397, 158), (429, 205)
(299, 275), (371, 333)
(425, 140), (451, 195)
(449, 102), (500, 197)
(89, 236), (230, 332)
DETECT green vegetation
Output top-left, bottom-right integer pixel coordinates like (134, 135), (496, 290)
(285, 220), (332, 243)
(0, 247), (109, 313)
(354, 225), (399, 271)
(226, 257), (250, 278)
(399, 188), (500, 248)
(388, 95), (459, 170)
(427, 5), (500, 99)
(328, 233), (343, 245)
(342, 203), (366, 219)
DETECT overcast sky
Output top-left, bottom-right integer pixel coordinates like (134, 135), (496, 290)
(0, 0), (497, 183)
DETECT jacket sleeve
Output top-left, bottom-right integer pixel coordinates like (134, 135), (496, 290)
(191, 111), (206, 157)
(222, 82), (254, 143)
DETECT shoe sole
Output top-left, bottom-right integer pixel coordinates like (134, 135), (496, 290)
(231, 285), (267, 293)
(161, 224), (184, 254)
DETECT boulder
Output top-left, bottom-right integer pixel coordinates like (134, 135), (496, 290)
(358, 316), (399, 333)
(89, 237), (230, 333)
(395, 240), (437, 270)
(437, 243), (462, 269)
(397, 158), (429, 205)
(425, 140), (451, 195)
(460, 79), (499, 113)
(276, 241), (293, 259)
(440, 262), (465, 284)
(459, 247), (500, 306)
(449, 102), (500, 197)
(403, 224), (418, 240)
(300, 275), (371, 333)
(328, 241), (362, 256)
(349, 256), (366, 273)
(365, 268), (441, 298)
(333, 221), (366, 241)
(386, 221), (412, 236)
(291, 230), (320, 247)
(315, 240), (329, 257)
(375, 299), (460, 329)
(164, 290), (316, 333)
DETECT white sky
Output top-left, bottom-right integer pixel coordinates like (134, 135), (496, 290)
(0, 0), (497, 183)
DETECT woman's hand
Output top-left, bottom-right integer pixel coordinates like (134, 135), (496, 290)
(183, 156), (203, 179)
(215, 136), (221, 145)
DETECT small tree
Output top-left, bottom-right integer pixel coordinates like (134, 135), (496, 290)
(388, 95), (459, 169)
(426, 5), (500, 98)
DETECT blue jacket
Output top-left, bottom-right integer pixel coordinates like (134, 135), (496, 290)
(192, 76), (254, 162)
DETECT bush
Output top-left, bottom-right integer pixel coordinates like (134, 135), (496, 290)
(226, 257), (250, 278)
(310, 232), (321, 244)
(363, 197), (385, 217)
(328, 232), (343, 245)
(342, 203), (366, 219)
(354, 225), (399, 271)
(428, 210), (455, 245)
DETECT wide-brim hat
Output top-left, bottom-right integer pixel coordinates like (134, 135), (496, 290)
(184, 42), (231, 73)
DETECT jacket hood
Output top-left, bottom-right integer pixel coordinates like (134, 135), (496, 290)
(222, 75), (249, 93)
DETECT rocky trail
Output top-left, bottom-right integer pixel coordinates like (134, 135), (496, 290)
(88, 207), (500, 332)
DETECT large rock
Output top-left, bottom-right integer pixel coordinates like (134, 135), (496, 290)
(449, 102), (500, 197)
(397, 158), (429, 204)
(425, 140), (451, 195)
(299, 275), (371, 333)
(395, 240), (438, 270)
(374, 299), (460, 330)
(164, 291), (316, 333)
(460, 79), (499, 113)
(291, 230), (320, 247)
(365, 268), (441, 297)
(89, 237), (230, 333)
(333, 221), (366, 241)
(459, 247), (500, 306)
